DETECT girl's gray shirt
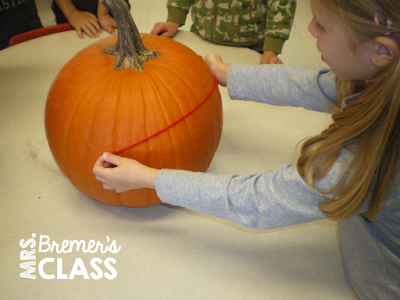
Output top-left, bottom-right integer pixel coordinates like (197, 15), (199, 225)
(154, 64), (400, 300)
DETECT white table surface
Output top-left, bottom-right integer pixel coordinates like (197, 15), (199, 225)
(0, 27), (358, 300)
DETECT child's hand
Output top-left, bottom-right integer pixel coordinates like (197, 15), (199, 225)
(93, 152), (159, 193)
(202, 53), (230, 87)
(260, 51), (282, 64)
(150, 22), (179, 37)
(68, 10), (102, 39)
(98, 13), (117, 35)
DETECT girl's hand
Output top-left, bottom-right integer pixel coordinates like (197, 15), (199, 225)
(68, 10), (102, 38)
(202, 53), (230, 87)
(150, 21), (179, 37)
(260, 51), (282, 64)
(93, 152), (159, 193)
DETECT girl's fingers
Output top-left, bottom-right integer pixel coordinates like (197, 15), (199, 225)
(94, 174), (105, 183)
(102, 183), (115, 190)
(102, 152), (121, 167)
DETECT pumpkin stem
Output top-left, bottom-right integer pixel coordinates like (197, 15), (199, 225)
(100, 0), (159, 71)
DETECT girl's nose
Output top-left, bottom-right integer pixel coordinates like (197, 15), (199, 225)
(308, 17), (318, 38)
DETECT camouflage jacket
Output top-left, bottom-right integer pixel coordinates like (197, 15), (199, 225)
(166, 0), (297, 54)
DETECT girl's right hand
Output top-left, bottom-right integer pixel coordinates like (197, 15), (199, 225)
(93, 153), (159, 193)
(202, 53), (230, 87)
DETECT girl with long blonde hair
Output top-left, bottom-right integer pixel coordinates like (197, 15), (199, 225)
(93, 0), (400, 298)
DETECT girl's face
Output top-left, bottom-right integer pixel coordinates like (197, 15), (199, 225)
(308, 4), (378, 80)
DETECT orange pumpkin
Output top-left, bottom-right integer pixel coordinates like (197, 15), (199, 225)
(45, 0), (223, 207)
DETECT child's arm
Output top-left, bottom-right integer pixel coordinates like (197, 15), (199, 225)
(97, 1), (117, 35)
(202, 53), (230, 87)
(204, 53), (336, 112)
(150, 1), (189, 37)
(261, 0), (297, 64)
(260, 51), (283, 65)
(54, 0), (102, 38)
(93, 152), (339, 230)
(93, 152), (159, 193)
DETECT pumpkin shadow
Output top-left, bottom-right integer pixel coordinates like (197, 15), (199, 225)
(82, 197), (178, 222)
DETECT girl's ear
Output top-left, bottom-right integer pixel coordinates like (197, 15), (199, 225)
(372, 36), (400, 68)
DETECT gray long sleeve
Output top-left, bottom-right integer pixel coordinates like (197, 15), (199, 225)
(155, 149), (354, 230)
(227, 64), (337, 112)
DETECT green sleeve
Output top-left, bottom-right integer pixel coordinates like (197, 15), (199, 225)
(263, 35), (285, 54)
(166, 0), (193, 25)
(264, 0), (297, 53)
(167, 7), (189, 25)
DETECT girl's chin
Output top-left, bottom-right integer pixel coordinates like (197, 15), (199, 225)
(321, 55), (325, 62)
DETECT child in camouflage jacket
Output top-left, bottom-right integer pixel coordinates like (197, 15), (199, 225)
(151, 0), (297, 64)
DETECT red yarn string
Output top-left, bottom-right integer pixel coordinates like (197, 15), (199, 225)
(112, 75), (218, 155)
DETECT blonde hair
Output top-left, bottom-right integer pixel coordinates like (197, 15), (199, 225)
(297, 0), (400, 221)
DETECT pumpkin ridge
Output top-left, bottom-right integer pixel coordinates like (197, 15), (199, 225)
(139, 75), (151, 172)
(69, 70), (117, 195)
(152, 60), (210, 111)
(112, 68), (175, 154)
(150, 55), (206, 82)
(211, 89), (224, 136)
(196, 86), (223, 150)
(72, 56), (123, 201)
(188, 81), (218, 170)
(46, 69), (78, 130)
(205, 91), (223, 165)
(121, 75), (146, 207)
(111, 68), (124, 154)
(143, 71), (178, 170)
(169, 72), (202, 170)
(155, 76), (181, 169)
(83, 71), (122, 202)
(144, 74), (175, 170)
(152, 60), (214, 106)
(61, 83), (91, 183)
(114, 72), (132, 206)
(46, 54), (112, 132)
